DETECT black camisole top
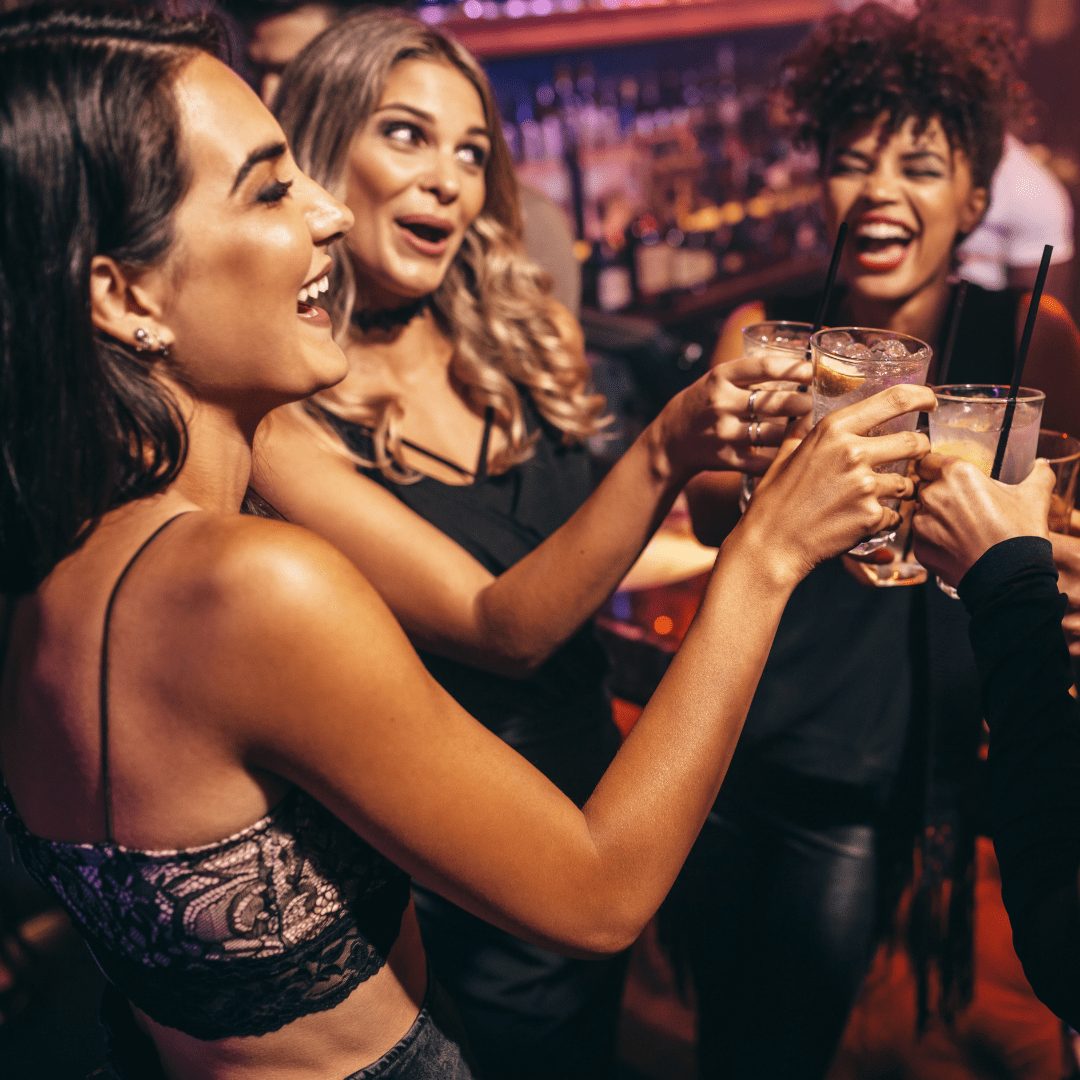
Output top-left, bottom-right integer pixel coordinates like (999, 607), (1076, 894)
(0, 514), (411, 1040)
(720, 283), (1021, 816)
(323, 397), (618, 808)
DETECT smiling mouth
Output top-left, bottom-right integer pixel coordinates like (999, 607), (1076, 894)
(402, 221), (450, 243)
(297, 274), (329, 313)
(395, 217), (454, 255)
(853, 220), (915, 271)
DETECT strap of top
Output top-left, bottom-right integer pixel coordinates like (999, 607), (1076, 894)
(323, 405), (497, 483)
(99, 513), (191, 843)
(475, 405), (495, 482)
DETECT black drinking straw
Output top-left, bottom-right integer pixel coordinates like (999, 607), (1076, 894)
(990, 243), (1053, 480)
(936, 279), (968, 387)
(807, 221), (849, 360)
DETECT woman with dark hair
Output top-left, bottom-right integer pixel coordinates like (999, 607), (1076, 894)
(674, 4), (1080, 1078)
(251, 11), (818, 1077)
(0, 6), (930, 1079)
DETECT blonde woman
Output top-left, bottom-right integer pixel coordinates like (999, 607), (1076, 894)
(252, 11), (812, 1077)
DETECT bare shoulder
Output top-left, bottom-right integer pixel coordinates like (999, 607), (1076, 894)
(1018, 291), (1075, 330)
(176, 513), (387, 635)
(1017, 293), (1080, 432)
(713, 300), (768, 366)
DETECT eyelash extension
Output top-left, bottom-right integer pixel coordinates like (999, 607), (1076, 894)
(257, 179), (293, 204)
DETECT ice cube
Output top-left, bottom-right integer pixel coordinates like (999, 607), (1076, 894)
(836, 342), (874, 359)
(912, 347), (931, 365)
(819, 330), (853, 351)
(869, 338), (909, 358)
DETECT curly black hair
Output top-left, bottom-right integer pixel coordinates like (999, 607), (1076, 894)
(783, 1), (1026, 190)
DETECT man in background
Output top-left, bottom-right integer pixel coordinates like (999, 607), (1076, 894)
(958, 133), (1075, 307)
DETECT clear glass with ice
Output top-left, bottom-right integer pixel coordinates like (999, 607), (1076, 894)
(739, 321), (813, 508)
(811, 327), (933, 555)
(929, 384), (1045, 597)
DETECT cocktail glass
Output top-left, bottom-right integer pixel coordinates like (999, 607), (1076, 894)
(811, 327), (933, 555)
(928, 384), (1046, 597)
(739, 321), (812, 509)
(1039, 429), (1080, 534)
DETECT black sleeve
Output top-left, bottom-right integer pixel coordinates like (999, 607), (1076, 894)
(958, 536), (1080, 1028)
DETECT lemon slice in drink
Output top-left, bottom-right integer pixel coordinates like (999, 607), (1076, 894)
(932, 440), (995, 476)
(816, 358), (865, 397)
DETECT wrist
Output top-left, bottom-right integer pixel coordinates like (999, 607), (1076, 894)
(643, 415), (690, 492)
(719, 515), (805, 597)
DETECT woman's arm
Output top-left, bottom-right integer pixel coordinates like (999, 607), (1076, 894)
(254, 351), (808, 678)
(963, 540), (1080, 1031)
(232, 386), (930, 957)
(914, 458), (1080, 1026)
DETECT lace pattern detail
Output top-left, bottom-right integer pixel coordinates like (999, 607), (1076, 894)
(0, 786), (411, 1038)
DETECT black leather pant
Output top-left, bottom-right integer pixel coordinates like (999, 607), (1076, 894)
(664, 795), (877, 1080)
(414, 883), (628, 1080)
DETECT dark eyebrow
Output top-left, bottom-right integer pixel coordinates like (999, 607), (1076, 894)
(231, 141), (286, 195)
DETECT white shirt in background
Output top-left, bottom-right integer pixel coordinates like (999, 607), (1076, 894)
(958, 134), (1074, 290)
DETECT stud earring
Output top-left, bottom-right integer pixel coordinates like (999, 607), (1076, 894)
(133, 328), (170, 358)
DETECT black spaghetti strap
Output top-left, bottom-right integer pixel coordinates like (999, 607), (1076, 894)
(99, 514), (191, 843)
(400, 438), (473, 478)
(475, 406), (494, 482)
(319, 405), (481, 479)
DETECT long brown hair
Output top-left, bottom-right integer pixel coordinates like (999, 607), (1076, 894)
(0, 5), (219, 593)
(274, 9), (605, 480)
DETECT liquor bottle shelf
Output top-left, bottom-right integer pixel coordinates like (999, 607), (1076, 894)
(443, 0), (828, 59)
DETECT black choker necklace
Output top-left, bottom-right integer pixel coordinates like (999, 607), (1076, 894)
(351, 295), (430, 334)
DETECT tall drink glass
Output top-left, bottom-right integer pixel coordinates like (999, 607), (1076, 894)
(740, 321), (812, 508)
(1037, 429), (1080, 534)
(928, 384), (1046, 596)
(811, 327), (932, 555)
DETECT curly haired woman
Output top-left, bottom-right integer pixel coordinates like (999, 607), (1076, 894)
(248, 10), (817, 1078)
(672, 4), (1080, 1078)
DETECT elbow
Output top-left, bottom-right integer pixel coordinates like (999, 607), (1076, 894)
(472, 628), (554, 678)
(559, 894), (648, 958)
(560, 920), (642, 960)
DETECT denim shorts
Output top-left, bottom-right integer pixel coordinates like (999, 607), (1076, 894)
(95, 975), (476, 1080)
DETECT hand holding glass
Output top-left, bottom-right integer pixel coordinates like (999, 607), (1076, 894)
(811, 328), (932, 555)
(928, 385), (1046, 596)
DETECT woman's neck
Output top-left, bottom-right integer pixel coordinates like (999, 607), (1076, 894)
(842, 276), (954, 355)
(159, 379), (261, 514)
(343, 307), (455, 394)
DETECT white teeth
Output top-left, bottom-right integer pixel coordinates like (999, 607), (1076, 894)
(319, 276), (329, 294)
(856, 221), (912, 241)
(298, 287), (309, 304)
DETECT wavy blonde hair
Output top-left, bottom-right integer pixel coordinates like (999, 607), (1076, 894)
(274, 9), (606, 480)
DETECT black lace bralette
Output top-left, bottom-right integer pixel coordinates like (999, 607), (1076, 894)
(0, 515), (411, 1039)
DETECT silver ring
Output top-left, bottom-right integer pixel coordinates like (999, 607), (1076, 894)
(747, 389), (759, 420)
(749, 420), (761, 446)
